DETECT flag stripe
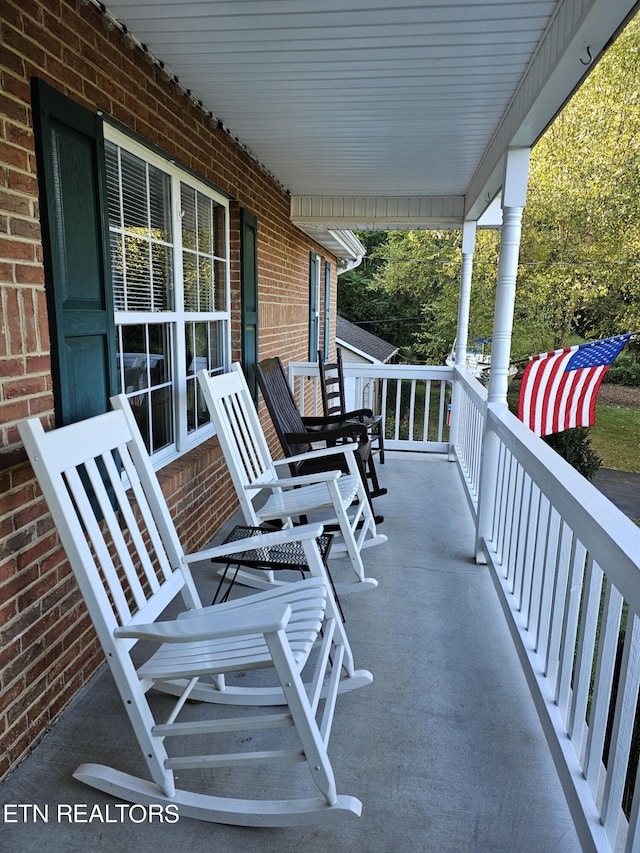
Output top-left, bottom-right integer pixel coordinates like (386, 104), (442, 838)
(542, 351), (572, 435)
(518, 335), (631, 437)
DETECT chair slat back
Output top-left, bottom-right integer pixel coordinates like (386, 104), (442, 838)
(18, 410), (199, 651)
(254, 357), (313, 457)
(197, 365), (276, 522)
(318, 349), (346, 417)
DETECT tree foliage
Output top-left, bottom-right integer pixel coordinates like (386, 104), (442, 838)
(519, 14), (640, 349)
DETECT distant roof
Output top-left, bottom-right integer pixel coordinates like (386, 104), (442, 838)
(336, 317), (399, 364)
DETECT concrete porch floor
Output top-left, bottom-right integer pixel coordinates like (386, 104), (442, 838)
(0, 452), (582, 852)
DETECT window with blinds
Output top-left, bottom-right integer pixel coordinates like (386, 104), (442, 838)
(105, 127), (230, 463)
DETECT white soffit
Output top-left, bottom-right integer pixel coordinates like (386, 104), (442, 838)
(101, 0), (639, 232)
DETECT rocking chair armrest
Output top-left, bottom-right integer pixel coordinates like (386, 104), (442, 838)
(251, 471), (341, 489)
(181, 522), (325, 565)
(115, 601), (292, 643)
(343, 407), (375, 420)
(287, 422), (368, 444)
(273, 442), (359, 467)
(302, 408), (373, 423)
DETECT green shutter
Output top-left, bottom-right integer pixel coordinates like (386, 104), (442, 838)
(32, 79), (116, 426)
(240, 209), (259, 400)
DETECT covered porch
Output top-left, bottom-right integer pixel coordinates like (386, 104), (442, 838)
(0, 448), (582, 852)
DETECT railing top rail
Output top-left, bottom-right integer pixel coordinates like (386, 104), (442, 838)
(453, 365), (488, 406)
(289, 361), (454, 381)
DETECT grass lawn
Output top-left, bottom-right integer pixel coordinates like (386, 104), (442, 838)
(590, 402), (640, 473)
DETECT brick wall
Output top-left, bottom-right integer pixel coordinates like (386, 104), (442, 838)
(0, 0), (337, 781)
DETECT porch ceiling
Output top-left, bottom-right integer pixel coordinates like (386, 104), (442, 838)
(101, 0), (638, 241)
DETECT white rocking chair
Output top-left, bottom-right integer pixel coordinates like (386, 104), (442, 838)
(18, 408), (371, 826)
(197, 364), (386, 595)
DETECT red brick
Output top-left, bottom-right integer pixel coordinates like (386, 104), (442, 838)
(6, 170), (38, 197)
(10, 222), (41, 246)
(0, 237), (34, 262)
(0, 141), (31, 173)
(3, 375), (46, 399)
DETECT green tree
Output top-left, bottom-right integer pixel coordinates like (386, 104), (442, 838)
(337, 230), (388, 324)
(520, 14), (640, 348)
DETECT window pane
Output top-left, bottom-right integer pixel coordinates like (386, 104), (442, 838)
(182, 252), (198, 311)
(149, 165), (171, 241)
(151, 242), (174, 311)
(181, 185), (197, 251)
(149, 386), (173, 453)
(197, 192), (213, 254)
(107, 141), (173, 313)
(213, 259), (226, 311)
(117, 323), (173, 454)
(198, 256), (214, 311)
(186, 321), (208, 432)
(120, 149), (148, 230)
(213, 204), (226, 258)
(181, 184), (224, 314)
(105, 142), (120, 225)
(185, 321), (225, 432)
(111, 231), (125, 310)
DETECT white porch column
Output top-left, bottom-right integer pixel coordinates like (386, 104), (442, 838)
(487, 148), (530, 407)
(455, 220), (477, 369)
(449, 220), (476, 458)
(476, 148), (530, 561)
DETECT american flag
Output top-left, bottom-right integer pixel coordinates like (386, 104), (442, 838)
(518, 335), (631, 437)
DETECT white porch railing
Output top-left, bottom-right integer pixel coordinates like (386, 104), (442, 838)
(452, 374), (640, 853)
(449, 365), (487, 517)
(290, 357), (640, 852)
(288, 361), (452, 453)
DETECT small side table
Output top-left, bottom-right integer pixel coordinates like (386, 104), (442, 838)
(209, 525), (344, 621)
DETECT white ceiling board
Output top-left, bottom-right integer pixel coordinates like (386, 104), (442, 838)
(100, 0), (639, 228)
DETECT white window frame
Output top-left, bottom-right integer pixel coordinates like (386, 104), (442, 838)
(104, 124), (231, 468)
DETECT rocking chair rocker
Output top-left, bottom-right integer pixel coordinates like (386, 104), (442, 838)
(18, 404), (372, 826)
(197, 364), (385, 595)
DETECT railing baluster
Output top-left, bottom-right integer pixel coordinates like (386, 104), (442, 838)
(423, 379), (431, 442)
(513, 473), (533, 611)
(528, 494), (551, 644)
(555, 538), (588, 714)
(602, 614), (640, 841)
(584, 582), (624, 797)
(503, 453), (519, 586)
(521, 483), (541, 632)
(408, 379), (417, 440)
(380, 377), (388, 442)
(394, 378), (402, 442)
(437, 381), (446, 443)
(546, 522), (574, 688)
(568, 557), (603, 741)
(494, 442), (508, 558)
(537, 507), (562, 664)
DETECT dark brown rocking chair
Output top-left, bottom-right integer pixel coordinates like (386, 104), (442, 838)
(254, 357), (387, 517)
(318, 349), (385, 464)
